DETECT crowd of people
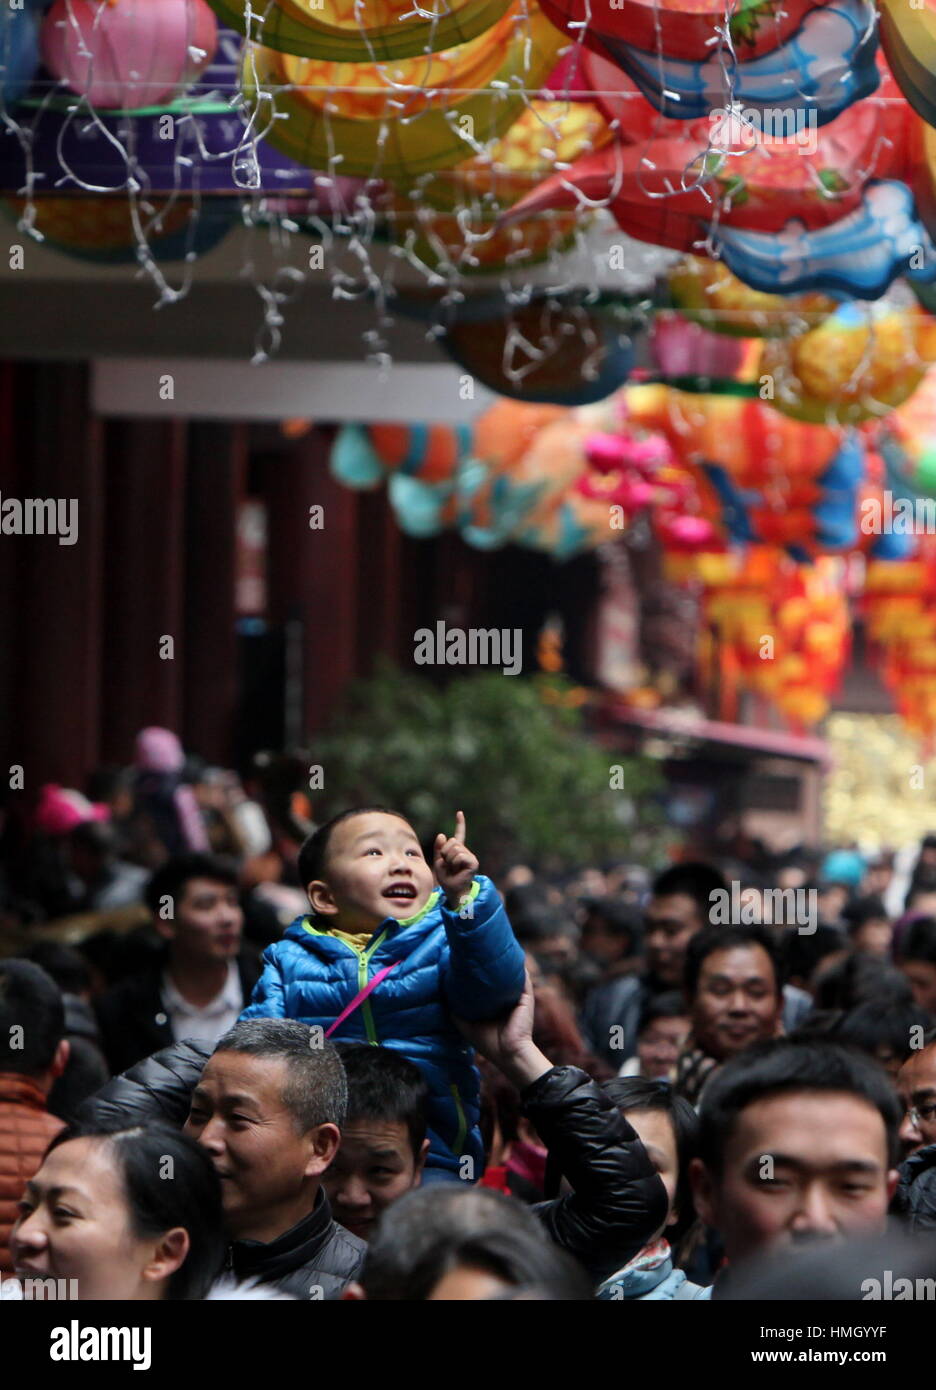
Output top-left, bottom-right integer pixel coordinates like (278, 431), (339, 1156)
(2, 725), (936, 1301)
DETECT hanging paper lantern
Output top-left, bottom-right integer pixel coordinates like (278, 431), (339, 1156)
(879, 0), (936, 131)
(862, 541), (936, 742)
(505, 96), (905, 262)
(0, 4), (43, 107)
(386, 100), (609, 274)
(667, 257), (836, 338)
(878, 364), (936, 498)
(1, 193), (235, 262)
(677, 550), (850, 728)
(241, 4), (565, 181)
(651, 314), (762, 385)
(41, 0), (218, 110)
(209, 0), (511, 62)
(330, 423), (385, 489)
(539, 0), (818, 62)
(761, 300), (936, 424)
(441, 297), (635, 406)
(369, 422), (471, 484)
(595, 0), (879, 127)
(715, 179), (936, 300)
(623, 384), (846, 482)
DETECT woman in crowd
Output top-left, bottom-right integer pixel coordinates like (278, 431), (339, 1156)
(9, 1122), (225, 1300)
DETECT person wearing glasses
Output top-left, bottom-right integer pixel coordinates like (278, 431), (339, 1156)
(894, 1034), (936, 1231)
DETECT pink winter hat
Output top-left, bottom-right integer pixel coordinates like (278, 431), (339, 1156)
(35, 785), (110, 837)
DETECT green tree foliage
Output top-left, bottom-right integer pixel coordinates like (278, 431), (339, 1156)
(312, 665), (666, 873)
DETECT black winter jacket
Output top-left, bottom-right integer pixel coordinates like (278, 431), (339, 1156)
(76, 1041), (364, 1299)
(94, 953), (261, 1077)
(80, 1047), (666, 1289)
(225, 1188), (365, 1300)
(894, 1142), (936, 1232)
(526, 1064), (668, 1284)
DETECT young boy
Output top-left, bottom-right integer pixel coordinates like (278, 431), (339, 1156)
(241, 807), (524, 1181)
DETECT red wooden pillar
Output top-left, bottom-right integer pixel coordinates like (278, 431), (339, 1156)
(264, 427), (359, 737)
(13, 363), (105, 791)
(182, 422), (247, 765)
(355, 487), (404, 673)
(99, 418), (187, 764)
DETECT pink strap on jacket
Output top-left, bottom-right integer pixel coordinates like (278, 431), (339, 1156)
(325, 962), (399, 1039)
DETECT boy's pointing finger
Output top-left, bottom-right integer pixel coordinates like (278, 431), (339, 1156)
(453, 810), (466, 844)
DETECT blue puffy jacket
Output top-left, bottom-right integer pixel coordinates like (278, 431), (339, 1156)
(240, 876), (525, 1176)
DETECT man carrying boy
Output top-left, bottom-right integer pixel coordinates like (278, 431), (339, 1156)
(242, 807), (525, 1182)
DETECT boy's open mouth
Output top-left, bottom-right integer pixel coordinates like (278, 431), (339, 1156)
(383, 883), (418, 901)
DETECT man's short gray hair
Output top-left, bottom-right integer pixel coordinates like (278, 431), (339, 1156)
(213, 1019), (347, 1132)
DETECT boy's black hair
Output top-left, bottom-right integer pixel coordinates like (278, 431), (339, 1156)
(334, 1042), (429, 1158)
(144, 852), (239, 917)
(697, 1038), (902, 1173)
(637, 990), (689, 1034)
(899, 916), (936, 967)
(650, 861), (727, 927)
(297, 807), (413, 889)
(0, 959), (65, 1076)
(683, 924), (782, 1001)
(602, 1076), (699, 1219)
(836, 999), (934, 1064)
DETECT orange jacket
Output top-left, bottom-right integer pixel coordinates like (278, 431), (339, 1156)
(0, 1073), (64, 1275)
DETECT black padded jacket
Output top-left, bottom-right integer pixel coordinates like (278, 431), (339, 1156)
(526, 1063), (668, 1284)
(79, 1045), (666, 1289)
(893, 1142), (936, 1232)
(76, 1041), (364, 1299)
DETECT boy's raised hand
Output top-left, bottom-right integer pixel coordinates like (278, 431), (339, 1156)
(434, 810), (479, 910)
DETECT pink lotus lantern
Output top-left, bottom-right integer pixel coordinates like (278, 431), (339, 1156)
(41, 0), (218, 110)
